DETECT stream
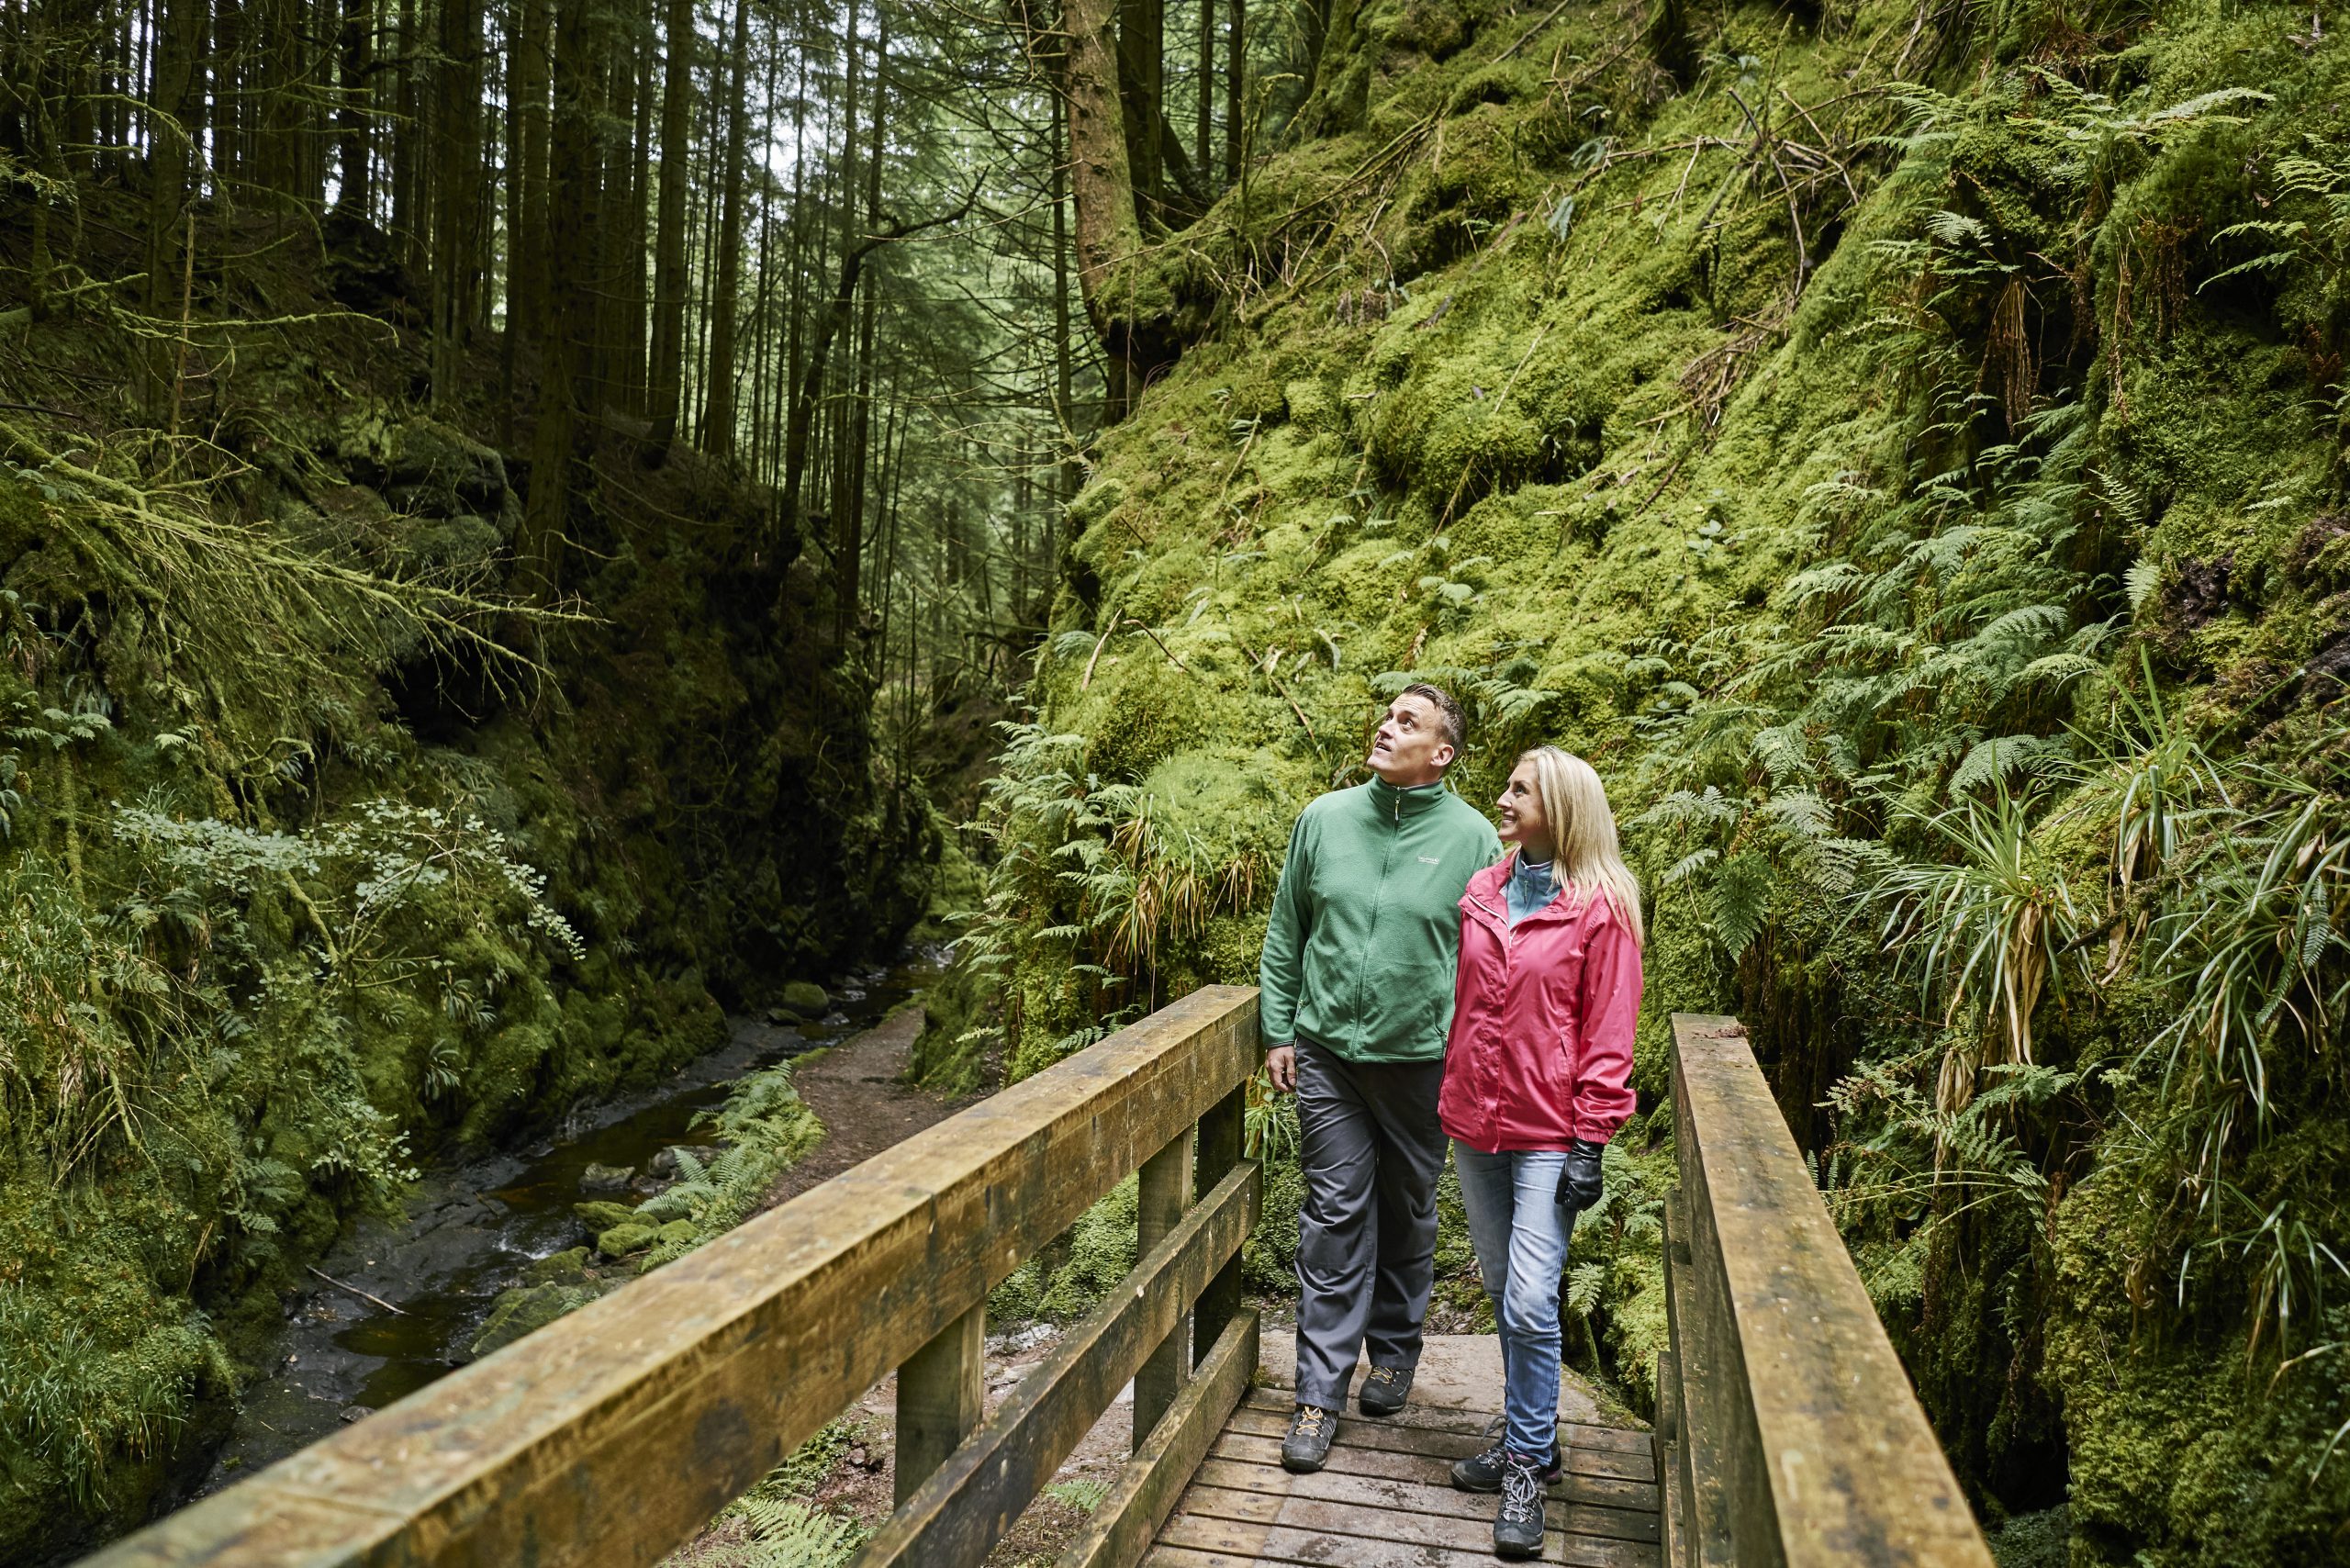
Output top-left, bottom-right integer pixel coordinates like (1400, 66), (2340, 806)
(186, 946), (947, 1500)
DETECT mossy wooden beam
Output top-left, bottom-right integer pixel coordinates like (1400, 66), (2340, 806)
(82, 986), (1260, 1568)
(1664, 1014), (1995, 1567)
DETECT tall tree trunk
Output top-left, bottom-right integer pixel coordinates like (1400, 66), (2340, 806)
(1224, 0), (1242, 185)
(828, 0), (888, 638)
(1050, 74), (1078, 499)
(591, 0), (640, 412)
(215, 0), (244, 188)
(745, 29), (780, 477)
(522, 0), (605, 598)
(624, 17), (653, 414)
(699, 0), (753, 457)
(646, 0), (693, 447)
(1064, 0), (1154, 420)
(391, 0), (420, 265)
(1115, 0), (1161, 221)
(431, 0), (486, 409)
(1194, 0), (1212, 185)
(142, 0), (205, 313)
(334, 0), (372, 218)
(502, 0), (552, 440)
(256, 0), (309, 207)
(840, 283), (876, 642)
(776, 36), (808, 490)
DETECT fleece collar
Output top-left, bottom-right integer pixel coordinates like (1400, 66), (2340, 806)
(1366, 775), (1449, 820)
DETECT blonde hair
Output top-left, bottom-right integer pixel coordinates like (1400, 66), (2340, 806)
(1519, 746), (1644, 947)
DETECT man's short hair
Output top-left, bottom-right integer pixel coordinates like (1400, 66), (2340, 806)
(1398, 681), (1466, 760)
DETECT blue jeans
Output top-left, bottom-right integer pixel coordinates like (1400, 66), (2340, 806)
(1451, 1143), (1581, 1459)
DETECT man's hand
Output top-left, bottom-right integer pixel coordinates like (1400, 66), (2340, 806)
(1265, 1045), (1297, 1093)
(1557, 1138), (1606, 1210)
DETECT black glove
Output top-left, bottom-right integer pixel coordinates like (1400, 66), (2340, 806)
(1557, 1138), (1606, 1210)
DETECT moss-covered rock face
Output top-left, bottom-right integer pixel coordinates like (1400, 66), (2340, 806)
(0, 241), (929, 1556)
(951, 1), (2350, 1561)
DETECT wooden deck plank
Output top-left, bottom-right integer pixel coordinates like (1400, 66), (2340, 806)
(1185, 1460), (1661, 1543)
(1144, 1549), (1261, 1568)
(1249, 1401), (1654, 1457)
(1158, 1384), (1664, 1568)
(1210, 1431), (1661, 1512)
(1158, 1508), (1653, 1568)
(1237, 1390), (1653, 1456)
(1223, 1407), (1658, 1483)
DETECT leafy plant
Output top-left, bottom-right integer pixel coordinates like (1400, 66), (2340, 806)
(1868, 782), (2087, 1112)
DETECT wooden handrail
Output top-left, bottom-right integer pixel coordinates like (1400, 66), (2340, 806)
(1655, 1014), (1995, 1568)
(86, 984), (1263, 1568)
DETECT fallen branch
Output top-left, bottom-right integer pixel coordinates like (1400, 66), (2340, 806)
(308, 1265), (406, 1316)
(1494, 0), (1576, 62)
(1231, 632), (1321, 744)
(1125, 618), (1193, 674)
(1080, 624), (1115, 690)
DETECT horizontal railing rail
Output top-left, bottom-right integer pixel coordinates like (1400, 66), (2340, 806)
(1655, 1013), (1995, 1568)
(88, 983), (1263, 1568)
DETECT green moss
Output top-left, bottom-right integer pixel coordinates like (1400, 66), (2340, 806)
(574, 1201), (638, 1233)
(597, 1223), (659, 1259)
(467, 1281), (610, 1360)
(954, 2), (2350, 1553)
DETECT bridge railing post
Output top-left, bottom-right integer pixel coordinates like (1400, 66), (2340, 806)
(1190, 1080), (1246, 1364)
(896, 1302), (986, 1506)
(1133, 1125), (1196, 1440)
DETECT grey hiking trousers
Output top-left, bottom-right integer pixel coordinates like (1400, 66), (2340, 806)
(1292, 1037), (1449, 1411)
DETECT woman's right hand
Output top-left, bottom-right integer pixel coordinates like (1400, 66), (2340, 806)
(1265, 1045), (1297, 1093)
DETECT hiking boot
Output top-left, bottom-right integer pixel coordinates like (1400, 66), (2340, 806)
(1493, 1450), (1550, 1559)
(1452, 1415), (1561, 1493)
(1281, 1403), (1337, 1473)
(1358, 1364), (1414, 1417)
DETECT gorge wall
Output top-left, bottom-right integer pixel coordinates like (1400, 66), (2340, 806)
(947, 0), (2350, 1561)
(0, 206), (934, 1560)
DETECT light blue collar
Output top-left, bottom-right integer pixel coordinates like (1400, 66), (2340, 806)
(1505, 853), (1560, 927)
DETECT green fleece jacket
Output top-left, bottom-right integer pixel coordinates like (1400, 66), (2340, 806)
(1258, 776), (1503, 1063)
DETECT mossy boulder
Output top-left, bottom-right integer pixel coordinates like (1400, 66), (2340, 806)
(466, 1281), (607, 1361)
(524, 1247), (595, 1286)
(596, 1222), (659, 1259)
(573, 1200), (638, 1233)
(779, 980), (831, 1017)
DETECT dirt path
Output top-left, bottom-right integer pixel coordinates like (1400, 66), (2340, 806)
(760, 1003), (970, 1210)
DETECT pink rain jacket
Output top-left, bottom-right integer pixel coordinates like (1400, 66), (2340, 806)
(1438, 853), (1644, 1152)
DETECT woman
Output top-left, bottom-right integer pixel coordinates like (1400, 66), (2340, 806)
(1438, 745), (1643, 1559)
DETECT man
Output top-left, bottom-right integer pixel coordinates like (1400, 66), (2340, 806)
(1259, 682), (1501, 1473)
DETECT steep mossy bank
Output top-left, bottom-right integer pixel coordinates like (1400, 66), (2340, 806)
(936, 0), (2350, 1561)
(0, 203), (933, 1560)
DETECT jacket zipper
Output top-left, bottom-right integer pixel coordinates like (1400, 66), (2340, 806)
(1357, 791), (1396, 1049)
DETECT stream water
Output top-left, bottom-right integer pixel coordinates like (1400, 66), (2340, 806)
(185, 946), (946, 1501)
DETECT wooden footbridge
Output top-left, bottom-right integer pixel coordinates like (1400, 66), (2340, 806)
(88, 992), (1993, 1568)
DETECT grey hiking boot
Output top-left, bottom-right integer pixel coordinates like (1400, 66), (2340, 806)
(1281, 1403), (1337, 1473)
(1452, 1414), (1561, 1493)
(1358, 1364), (1414, 1417)
(1493, 1450), (1550, 1559)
